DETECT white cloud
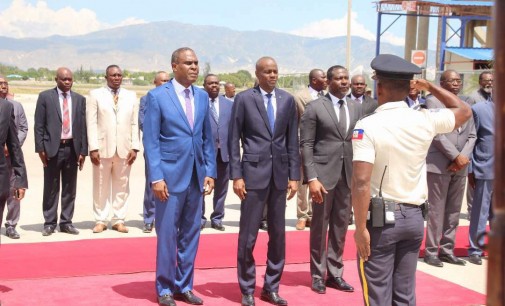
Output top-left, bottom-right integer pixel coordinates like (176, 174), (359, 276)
(0, 0), (146, 38)
(290, 12), (405, 46)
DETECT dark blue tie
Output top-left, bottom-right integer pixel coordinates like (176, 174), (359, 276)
(266, 93), (275, 132)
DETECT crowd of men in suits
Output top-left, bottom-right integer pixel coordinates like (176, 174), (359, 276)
(0, 46), (495, 305)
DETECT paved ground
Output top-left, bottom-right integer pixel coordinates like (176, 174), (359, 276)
(1, 93), (488, 301)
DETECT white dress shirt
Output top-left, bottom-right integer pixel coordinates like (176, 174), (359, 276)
(172, 78), (196, 122)
(259, 87), (277, 119)
(329, 93), (350, 133)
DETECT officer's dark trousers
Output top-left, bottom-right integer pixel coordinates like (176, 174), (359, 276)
(358, 205), (424, 306)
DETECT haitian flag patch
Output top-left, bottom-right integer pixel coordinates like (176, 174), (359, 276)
(352, 129), (364, 140)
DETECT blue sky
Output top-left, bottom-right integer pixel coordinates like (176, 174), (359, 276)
(0, 0), (446, 49)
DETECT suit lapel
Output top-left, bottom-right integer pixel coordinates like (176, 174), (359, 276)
(52, 88), (62, 121)
(70, 91), (78, 123)
(166, 81), (192, 131)
(344, 97), (356, 139)
(253, 87), (273, 136)
(321, 94), (341, 137)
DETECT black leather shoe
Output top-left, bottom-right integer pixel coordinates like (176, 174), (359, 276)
(326, 277), (354, 292)
(5, 226), (20, 239)
(348, 211), (354, 225)
(424, 255), (444, 267)
(439, 254), (466, 266)
(42, 225), (56, 236)
(173, 291), (203, 305)
(311, 278), (326, 294)
(468, 254), (482, 265)
(143, 223), (153, 233)
(259, 221), (268, 231)
(158, 294), (176, 306)
(60, 224), (79, 235)
(211, 223), (225, 231)
(241, 294), (255, 306)
(260, 290), (287, 305)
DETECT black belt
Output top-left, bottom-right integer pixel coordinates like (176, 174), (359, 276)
(60, 139), (73, 145)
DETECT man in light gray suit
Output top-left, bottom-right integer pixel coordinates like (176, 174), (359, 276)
(423, 70), (476, 267)
(300, 65), (362, 294)
(0, 76), (28, 239)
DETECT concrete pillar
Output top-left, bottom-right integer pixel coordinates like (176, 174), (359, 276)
(405, 14), (418, 60)
(486, 19), (494, 48)
(417, 16), (430, 51)
(436, 18), (443, 71)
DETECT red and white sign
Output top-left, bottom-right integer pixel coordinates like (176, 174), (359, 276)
(411, 50), (427, 68)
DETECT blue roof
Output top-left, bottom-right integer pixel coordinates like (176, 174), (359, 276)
(422, 0), (493, 6)
(445, 48), (494, 60)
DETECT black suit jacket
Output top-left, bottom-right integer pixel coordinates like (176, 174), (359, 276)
(0, 99), (27, 195)
(34, 88), (88, 158)
(229, 86), (300, 190)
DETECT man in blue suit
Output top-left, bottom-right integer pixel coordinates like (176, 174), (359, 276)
(143, 47), (217, 306)
(200, 74), (232, 231)
(229, 56), (300, 306)
(467, 99), (495, 265)
(139, 71), (170, 233)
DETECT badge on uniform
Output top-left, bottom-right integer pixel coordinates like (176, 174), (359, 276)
(352, 129), (364, 140)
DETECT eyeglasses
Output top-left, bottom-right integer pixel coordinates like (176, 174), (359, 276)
(445, 79), (462, 84)
(0, 82), (8, 86)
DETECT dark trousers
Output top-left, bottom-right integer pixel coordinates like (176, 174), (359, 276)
(358, 205), (424, 306)
(468, 179), (493, 256)
(201, 150), (229, 225)
(237, 184), (286, 294)
(155, 168), (202, 296)
(0, 189), (9, 242)
(42, 143), (78, 227)
(310, 177), (352, 280)
(143, 153), (155, 224)
(4, 156), (20, 227)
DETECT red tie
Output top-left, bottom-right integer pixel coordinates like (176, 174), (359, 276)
(62, 92), (70, 135)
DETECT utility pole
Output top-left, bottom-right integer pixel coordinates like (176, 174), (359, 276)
(487, 1), (505, 305)
(346, 0), (352, 71)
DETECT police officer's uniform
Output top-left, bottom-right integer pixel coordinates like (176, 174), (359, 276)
(351, 54), (455, 306)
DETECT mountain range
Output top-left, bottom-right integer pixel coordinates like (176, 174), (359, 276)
(0, 20), (410, 74)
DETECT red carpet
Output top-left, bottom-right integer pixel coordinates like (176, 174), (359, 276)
(0, 263), (485, 306)
(0, 226), (474, 280)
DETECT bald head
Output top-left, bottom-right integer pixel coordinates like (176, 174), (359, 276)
(350, 75), (367, 98)
(224, 82), (236, 98)
(308, 69), (327, 92)
(0, 75), (8, 99)
(154, 71), (170, 87)
(55, 67), (73, 93)
(439, 69), (461, 95)
(255, 56), (278, 92)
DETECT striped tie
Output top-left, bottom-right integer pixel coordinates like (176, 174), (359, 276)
(210, 98), (219, 124)
(62, 92), (70, 135)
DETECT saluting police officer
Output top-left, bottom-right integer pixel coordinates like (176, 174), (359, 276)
(351, 54), (472, 306)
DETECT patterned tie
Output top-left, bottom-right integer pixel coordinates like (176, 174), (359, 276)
(62, 92), (70, 135)
(210, 98), (219, 124)
(112, 89), (119, 106)
(338, 99), (347, 135)
(317, 91), (325, 98)
(184, 88), (194, 129)
(265, 93), (275, 132)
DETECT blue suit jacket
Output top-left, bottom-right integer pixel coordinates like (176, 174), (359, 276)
(229, 86), (300, 190)
(210, 96), (233, 162)
(470, 101), (494, 180)
(143, 80), (217, 194)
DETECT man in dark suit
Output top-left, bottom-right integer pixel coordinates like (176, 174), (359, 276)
(348, 74), (378, 115)
(143, 47), (216, 306)
(424, 70), (476, 267)
(139, 71), (170, 233)
(34, 67), (87, 236)
(467, 98), (495, 265)
(0, 76), (28, 239)
(300, 65), (361, 295)
(0, 98), (27, 243)
(229, 56), (300, 306)
(200, 74), (232, 231)
(405, 84), (426, 109)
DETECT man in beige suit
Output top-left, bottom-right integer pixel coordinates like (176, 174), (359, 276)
(293, 68), (327, 230)
(86, 65), (140, 233)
